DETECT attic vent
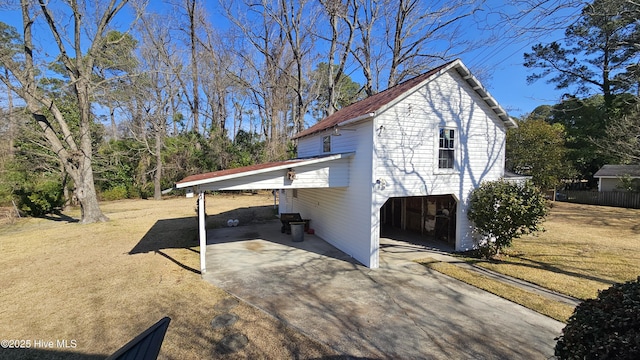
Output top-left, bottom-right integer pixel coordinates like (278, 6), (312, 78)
(323, 135), (331, 152)
(287, 168), (297, 181)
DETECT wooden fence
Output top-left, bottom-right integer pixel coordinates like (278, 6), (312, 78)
(557, 190), (640, 209)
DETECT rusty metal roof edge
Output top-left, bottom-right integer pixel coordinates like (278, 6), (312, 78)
(175, 152), (355, 189)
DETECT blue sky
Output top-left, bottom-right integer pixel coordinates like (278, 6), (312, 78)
(464, 44), (564, 118)
(458, 1), (583, 117)
(0, 0), (581, 119)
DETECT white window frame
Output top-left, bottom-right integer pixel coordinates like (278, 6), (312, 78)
(322, 135), (331, 153)
(437, 127), (456, 171)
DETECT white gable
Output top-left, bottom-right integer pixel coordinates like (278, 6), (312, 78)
(290, 62), (509, 267)
(371, 68), (507, 253)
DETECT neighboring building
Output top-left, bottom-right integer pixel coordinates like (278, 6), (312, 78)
(177, 59), (516, 271)
(594, 165), (640, 192)
(503, 171), (532, 186)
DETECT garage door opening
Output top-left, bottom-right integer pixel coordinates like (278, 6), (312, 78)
(380, 195), (457, 248)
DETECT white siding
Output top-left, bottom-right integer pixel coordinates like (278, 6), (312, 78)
(372, 71), (507, 251)
(599, 178), (621, 192)
(298, 124), (362, 157)
(288, 122), (375, 267)
(290, 68), (508, 267)
(199, 159), (351, 191)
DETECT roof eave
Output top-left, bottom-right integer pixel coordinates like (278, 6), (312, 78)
(595, 174), (640, 178)
(292, 113), (375, 140)
(452, 62), (517, 129)
(175, 152), (355, 189)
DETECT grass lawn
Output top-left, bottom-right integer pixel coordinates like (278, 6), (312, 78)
(463, 201), (640, 300)
(2, 196), (637, 358)
(0, 193), (341, 359)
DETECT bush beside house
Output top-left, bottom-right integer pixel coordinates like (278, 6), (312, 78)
(467, 179), (548, 258)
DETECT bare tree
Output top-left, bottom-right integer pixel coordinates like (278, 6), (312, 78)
(351, 0), (483, 94)
(222, 0), (296, 156)
(496, 1), (585, 41)
(198, 23), (234, 134)
(0, 0), (132, 223)
(318, 0), (355, 116)
(186, 0), (201, 133)
(351, 0), (386, 96)
(156, 0), (207, 134)
(385, 0), (483, 87)
(271, 0), (317, 132)
(136, 9), (188, 199)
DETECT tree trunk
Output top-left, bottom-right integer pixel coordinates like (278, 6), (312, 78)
(75, 70), (109, 222)
(6, 68), (15, 156)
(12, 0), (120, 224)
(322, 0), (354, 117)
(353, 0), (378, 96)
(188, 0), (200, 132)
(22, 82), (109, 226)
(74, 169), (108, 223)
(109, 105), (118, 140)
(154, 116), (163, 200)
(60, 163), (71, 210)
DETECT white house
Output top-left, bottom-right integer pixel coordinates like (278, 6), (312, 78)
(594, 164), (640, 191)
(176, 59), (516, 272)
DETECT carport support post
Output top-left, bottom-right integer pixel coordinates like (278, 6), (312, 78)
(198, 191), (206, 274)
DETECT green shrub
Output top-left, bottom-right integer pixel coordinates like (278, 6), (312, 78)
(467, 179), (548, 258)
(101, 186), (128, 201)
(555, 277), (640, 359)
(141, 183), (155, 199)
(15, 179), (65, 216)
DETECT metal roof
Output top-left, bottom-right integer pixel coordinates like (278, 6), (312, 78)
(175, 153), (354, 189)
(292, 59), (516, 140)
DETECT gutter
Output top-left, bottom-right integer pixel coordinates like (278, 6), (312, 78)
(292, 112), (376, 140)
(175, 152), (355, 189)
(338, 112), (375, 128)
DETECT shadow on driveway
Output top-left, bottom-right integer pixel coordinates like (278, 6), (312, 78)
(129, 205), (280, 275)
(203, 220), (565, 359)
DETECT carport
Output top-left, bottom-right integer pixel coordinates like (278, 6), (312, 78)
(175, 152), (354, 274)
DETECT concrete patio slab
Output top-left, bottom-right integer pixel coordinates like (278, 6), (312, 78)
(203, 220), (564, 359)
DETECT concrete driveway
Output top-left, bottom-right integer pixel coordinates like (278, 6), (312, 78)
(203, 220), (564, 359)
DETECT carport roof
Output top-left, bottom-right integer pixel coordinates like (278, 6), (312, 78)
(175, 152), (354, 189)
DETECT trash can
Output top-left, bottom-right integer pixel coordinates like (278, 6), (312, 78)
(290, 222), (305, 242)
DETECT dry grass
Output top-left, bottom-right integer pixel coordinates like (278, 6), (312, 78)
(0, 193), (341, 359)
(416, 258), (575, 323)
(464, 202), (640, 300)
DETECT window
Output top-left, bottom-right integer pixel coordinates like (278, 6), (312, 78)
(438, 128), (455, 169)
(322, 135), (331, 153)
